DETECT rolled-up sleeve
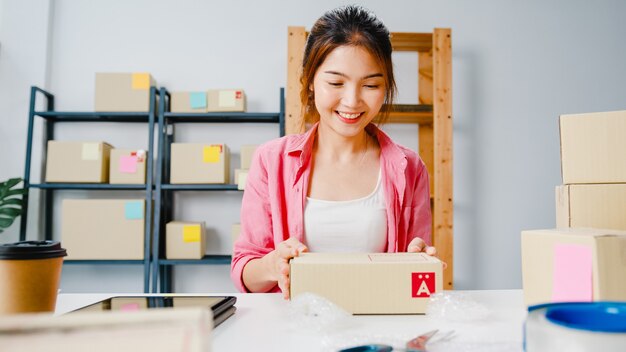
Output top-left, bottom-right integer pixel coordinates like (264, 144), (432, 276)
(406, 160), (432, 249)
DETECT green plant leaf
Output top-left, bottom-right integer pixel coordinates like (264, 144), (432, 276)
(0, 207), (21, 217)
(6, 189), (27, 197)
(3, 178), (22, 189)
(0, 217), (14, 232)
(0, 177), (24, 234)
(0, 198), (23, 206)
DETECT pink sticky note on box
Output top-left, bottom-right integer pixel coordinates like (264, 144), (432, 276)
(119, 155), (138, 173)
(120, 303), (140, 311)
(551, 244), (593, 302)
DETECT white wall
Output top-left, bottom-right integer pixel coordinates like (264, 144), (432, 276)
(1, 0), (626, 292)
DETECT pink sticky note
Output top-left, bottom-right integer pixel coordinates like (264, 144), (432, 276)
(551, 244), (593, 302)
(120, 303), (140, 311)
(119, 155), (138, 173)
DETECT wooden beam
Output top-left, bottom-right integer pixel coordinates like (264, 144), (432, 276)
(286, 26), (307, 135)
(418, 46), (434, 194)
(390, 32), (433, 52)
(432, 28), (453, 289)
(418, 123), (434, 197)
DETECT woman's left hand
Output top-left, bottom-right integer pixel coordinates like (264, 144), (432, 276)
(407, 237), (448, 269)
(406, 237), (437, 256)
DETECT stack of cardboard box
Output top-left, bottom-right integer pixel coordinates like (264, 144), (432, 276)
(522, 110), (626, 306)
(234, 145), (257, 190)
(46, 142), (147, 184)
(170, 89), (246, 113)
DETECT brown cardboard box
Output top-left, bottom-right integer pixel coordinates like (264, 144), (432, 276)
(170, 92), (209, 113)
(556, 184), (626, 231)
(109, 149), (147, 184)
(240, 145), (258, 169)
(521, 228), (626, 306)
(166, 221), (206, 259)
(207, 89), (246, 112)
(45, 141), (112, 183)
(61, 199), (145, 260)
(290, 252), (443, 314)
(95, 72), (156, 112)
(170, 143), (230, 184)
(231, 224), (241, 254)
(560, 110), (626, 184)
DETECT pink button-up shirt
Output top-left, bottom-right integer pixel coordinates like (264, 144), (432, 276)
(231, 123), (432, 293)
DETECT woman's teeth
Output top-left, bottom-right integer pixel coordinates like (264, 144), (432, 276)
(337, 111), (362, 119)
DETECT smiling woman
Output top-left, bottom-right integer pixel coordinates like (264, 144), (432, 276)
(231, 5), (436, 299)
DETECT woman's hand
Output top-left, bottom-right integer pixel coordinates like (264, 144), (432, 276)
(407, 237), (437, 255)
(407, 237), (447, 269)
(263, 238), (307, 300)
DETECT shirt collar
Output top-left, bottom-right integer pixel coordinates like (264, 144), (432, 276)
(286, 122), (408, 170)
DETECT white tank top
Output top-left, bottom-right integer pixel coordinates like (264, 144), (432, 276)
(303, 170), (387, 252)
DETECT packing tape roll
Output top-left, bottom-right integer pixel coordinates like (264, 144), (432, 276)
(524, 302), (626, 351)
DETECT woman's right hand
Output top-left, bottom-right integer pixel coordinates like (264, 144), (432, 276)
(263, 238), (307, 299)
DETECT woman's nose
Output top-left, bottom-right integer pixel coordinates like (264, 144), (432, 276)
(341, 85), (361, 108)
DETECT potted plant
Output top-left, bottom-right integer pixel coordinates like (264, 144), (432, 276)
(0, 178), (26, 234)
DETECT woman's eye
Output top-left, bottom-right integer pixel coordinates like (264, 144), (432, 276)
(364, 84), (380, 89)
(328, 82), (343, 87)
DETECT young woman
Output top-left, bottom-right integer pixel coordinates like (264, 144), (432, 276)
(231, 5), (435, 299)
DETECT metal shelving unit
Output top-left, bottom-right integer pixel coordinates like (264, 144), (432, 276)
(151, 87), (285, 293)
(20, 86), (158, 293)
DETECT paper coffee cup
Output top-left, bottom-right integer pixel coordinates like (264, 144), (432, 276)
(0, 241), (67, 314)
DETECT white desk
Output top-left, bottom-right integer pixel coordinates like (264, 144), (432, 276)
(56, 290), (526, 351)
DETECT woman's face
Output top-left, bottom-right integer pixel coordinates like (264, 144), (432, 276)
(312, 45), (386, 139)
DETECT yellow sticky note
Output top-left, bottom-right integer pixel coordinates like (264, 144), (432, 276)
(203, 145), (221, 163)
(183, 225), (201, 243)
(81, 143), (100, 160)
(131, 73), (150, 90)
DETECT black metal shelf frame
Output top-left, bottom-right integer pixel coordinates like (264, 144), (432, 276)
(151, 87), (285, 293)
(20, 86), (158, 293)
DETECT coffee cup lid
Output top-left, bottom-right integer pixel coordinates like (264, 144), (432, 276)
(0, 241), (67, 260)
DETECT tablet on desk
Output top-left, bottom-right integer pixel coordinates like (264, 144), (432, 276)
(66, 295), (237, 327)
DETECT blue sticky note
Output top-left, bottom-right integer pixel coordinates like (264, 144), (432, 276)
(189, 92), (207, 109)
(124, 201), (143, 220)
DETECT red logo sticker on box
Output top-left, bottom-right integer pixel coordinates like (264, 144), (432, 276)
(236, 91), (242, 99)
(412, 272), (435, 298)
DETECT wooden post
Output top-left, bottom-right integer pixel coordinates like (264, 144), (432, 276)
(286, 26), (307, 135)
(418, 49), (434, 195)
(433, 28), (453, 289)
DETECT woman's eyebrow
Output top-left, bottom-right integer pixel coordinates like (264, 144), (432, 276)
(323, 71), (384, 80)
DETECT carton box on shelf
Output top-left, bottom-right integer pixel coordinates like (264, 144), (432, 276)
(207, 89), (246, 112)
(95, 72), (156, 112)
(170, 92), (209, 113)
(170, 143), (230, 184)
(234, 169), (248, 190)
(556, 184), (626, 231)
(290, 252), (443, 314)
(61, 199), (145, 260)
(560, 110), (626, 184)
(109, 149), (147, 184)
(521, 228), (626, 306)
(45, 141), (112, 183)
(240, 145), (258, 169)
(166, 221), (206, 260)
